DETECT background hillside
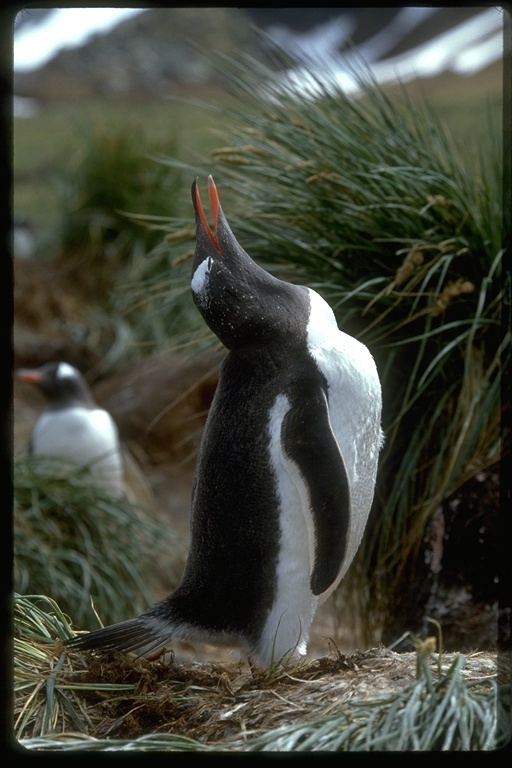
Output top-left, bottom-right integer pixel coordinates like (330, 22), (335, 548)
(13, 7), (502, 101)
(11, 7), (505, 252)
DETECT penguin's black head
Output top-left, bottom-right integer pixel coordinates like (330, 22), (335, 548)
(16, 361), (95, 409)
(191, 176), (309, 350)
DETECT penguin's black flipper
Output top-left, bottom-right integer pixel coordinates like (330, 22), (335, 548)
(281, 387), (351, 597)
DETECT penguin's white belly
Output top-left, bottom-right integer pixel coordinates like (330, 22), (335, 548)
(32, 407), (124, 496)
(315, 341), (382, 581)
(254, 291), (383, 665)
(255, 393), (319, 666)
(306, 288), (383, 589)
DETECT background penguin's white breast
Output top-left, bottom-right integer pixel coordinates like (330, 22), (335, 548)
(32, 407), (123, 494)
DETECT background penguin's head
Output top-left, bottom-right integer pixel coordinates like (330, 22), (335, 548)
(16, 361), (95, 409)
(191, 176), (309, 350)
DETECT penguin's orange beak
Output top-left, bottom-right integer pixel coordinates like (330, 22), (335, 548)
(193, 175), (221, 253)
(16, 369), (42, 384)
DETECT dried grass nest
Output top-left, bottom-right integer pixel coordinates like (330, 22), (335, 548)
(12, 593), (509, 752)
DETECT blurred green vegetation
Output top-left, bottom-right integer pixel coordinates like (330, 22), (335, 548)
(14, 97), (221, 236)
(13, 456), (184, 629)
(13, 61), (501, 243)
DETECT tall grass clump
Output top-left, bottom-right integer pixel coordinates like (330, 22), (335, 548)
(54, 123), (182, 274)
(13, 456), (184, 629)
(141, 52), (506, 638)
(47, 123), (199, 365)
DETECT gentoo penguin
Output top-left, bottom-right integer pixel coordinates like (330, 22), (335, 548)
(16, 361), (124, 498)
(66, 176), (383, 666)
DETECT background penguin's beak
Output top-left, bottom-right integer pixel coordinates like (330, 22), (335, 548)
(16, 369), (43, 384)
(193, 176), (221, 253)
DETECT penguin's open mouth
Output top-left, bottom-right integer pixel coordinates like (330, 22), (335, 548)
(194, 175), (221, 253)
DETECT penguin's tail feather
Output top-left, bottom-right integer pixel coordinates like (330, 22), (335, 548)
(65, 617), (173, 658)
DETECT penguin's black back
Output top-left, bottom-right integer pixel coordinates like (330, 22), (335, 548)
(165, 348), (288, 643)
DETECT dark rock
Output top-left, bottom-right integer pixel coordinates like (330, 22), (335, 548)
(382, 462), (504, 652)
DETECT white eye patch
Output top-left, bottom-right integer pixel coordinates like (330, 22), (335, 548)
(191, 258), (212, 298)
(56, 362), (76, 380)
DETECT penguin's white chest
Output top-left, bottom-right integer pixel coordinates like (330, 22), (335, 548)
(253, 288), (382, 666)
(256, 393), (318, 666)
(32, 407), (124, 496)
(306, 288), (383, 563)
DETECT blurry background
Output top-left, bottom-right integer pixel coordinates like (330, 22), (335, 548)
(13, 7), (503, 254)
(10, 7), (507, 658)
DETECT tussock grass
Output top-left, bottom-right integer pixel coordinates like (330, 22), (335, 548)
(13, 594), (89, 741)
(14, 456), (185, 629)
(240, 648), (500, 751)
(54, 124), (183, 271)
(46, 124), (192, 367)
(137, 52), (506, 637)
(13, 594), (506, 751)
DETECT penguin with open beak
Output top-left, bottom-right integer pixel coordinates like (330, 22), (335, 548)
(16, 361), (124, 498)
(66, 176), (383, 667)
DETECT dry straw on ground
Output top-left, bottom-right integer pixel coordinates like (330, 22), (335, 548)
(13, 594), (507, 752)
